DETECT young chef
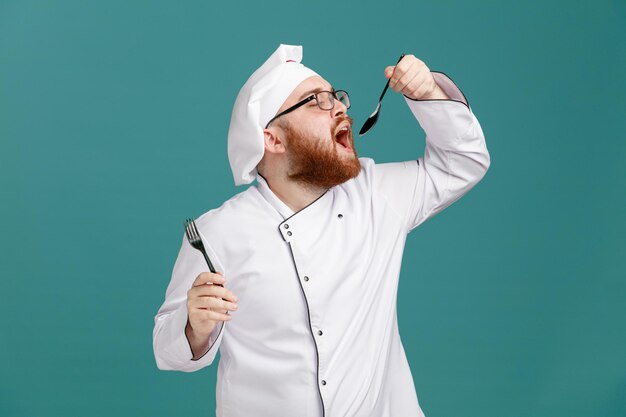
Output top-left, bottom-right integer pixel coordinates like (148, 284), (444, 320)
(153, 44), (490, 417)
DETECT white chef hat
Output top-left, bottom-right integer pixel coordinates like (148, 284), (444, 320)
(227, 44), (319, 185)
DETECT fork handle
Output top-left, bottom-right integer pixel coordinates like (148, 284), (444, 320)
(201, 250), (216, 274)
(201, 250), (224, 288)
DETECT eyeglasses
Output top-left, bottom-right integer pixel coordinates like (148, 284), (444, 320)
(265, 89), (350, 128)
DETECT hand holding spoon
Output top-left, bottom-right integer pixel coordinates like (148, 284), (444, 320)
(359, 54), (405, 136)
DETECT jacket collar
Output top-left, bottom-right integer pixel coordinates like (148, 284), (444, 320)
(255, 174), (295, 220)
(255, 174), (334, 243)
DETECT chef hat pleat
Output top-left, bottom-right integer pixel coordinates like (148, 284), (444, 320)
(227, 44), (319, 186)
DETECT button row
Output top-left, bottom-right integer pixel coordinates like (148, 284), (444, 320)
(281, 215), (344, 240)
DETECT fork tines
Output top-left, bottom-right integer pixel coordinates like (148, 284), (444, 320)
(184, 218), (216, 273)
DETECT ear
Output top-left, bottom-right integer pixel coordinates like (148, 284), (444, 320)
(263, 127), (287, 155)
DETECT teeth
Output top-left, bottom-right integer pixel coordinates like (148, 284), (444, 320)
(335, 125), (350, 143)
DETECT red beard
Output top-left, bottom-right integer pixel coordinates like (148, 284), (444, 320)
(283, 116), (361, 189)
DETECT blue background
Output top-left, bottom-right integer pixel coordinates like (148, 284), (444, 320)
(1, 0), (625, 416)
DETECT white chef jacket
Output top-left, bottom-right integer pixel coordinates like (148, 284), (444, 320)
(153, 72), (490, 417)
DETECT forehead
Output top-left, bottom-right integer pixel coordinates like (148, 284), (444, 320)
(279, 75), (333, 111)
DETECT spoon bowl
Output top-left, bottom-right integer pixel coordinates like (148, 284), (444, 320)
(359, 103), (381, 136)
(358, 54), (405, 137)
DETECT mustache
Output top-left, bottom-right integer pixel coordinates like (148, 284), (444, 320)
(332, 115), (354, 132)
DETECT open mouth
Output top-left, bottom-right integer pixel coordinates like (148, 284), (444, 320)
(334, 125), (353, 151)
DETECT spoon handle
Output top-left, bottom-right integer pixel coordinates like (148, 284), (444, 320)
(378, 54), (405, 102)
(378, 78), (391, 102)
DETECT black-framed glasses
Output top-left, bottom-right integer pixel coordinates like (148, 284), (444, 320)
(265, 89), (350, 128)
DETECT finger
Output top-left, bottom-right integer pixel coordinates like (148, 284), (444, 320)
(189, 296), (219, 312)
(394, 61), (420, 92)
(413, 80), (435, 100)
(192, 271), (225, 287)
(388, 65), (403, 90)
(191, 284), (238, 303)
(192, 308), (232, 322)
(199, 296), (237, 312)
(198, 296), (238, 312)
(390, 58), (418, 91)
(403, 76), (427, 97)
(389, 55), (412, 83)
(387, 59), (406, 86)
(205, 310), (232, 322)
(189, 296), (235, 314)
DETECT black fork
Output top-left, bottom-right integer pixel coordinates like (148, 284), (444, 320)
(184, 218), (217, 274)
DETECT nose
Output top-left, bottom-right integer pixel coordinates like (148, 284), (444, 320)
(330, 98), (348, 118)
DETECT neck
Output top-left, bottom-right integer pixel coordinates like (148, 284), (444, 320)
(261, 174), (327, 213)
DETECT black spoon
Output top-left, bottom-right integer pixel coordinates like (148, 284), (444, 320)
(359, 53), (405, 136)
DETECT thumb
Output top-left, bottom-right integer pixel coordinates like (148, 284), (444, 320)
(384, 66), (394, 79)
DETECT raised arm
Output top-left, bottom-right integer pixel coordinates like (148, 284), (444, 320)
(374, 55), (490, 231)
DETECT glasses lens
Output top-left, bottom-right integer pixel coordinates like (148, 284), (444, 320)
(336, 90), (350, 109)
(316, 91), (334, 110)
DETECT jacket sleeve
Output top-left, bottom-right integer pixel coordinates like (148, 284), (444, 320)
(373, 71), (491, 232)
(152, 231), (226, 372)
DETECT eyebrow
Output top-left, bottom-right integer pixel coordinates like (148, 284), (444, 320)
(297, 86), (335, 101)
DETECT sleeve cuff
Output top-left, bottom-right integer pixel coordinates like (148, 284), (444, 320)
(403, 71), (477, 149)
(403, 71), (469, 108)
(163, 302), (225, 371)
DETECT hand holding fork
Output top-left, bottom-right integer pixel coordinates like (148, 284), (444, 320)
(183, 219), (238, 353)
